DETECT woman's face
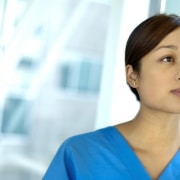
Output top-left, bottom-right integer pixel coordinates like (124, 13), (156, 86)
(136, 27), (180, 113)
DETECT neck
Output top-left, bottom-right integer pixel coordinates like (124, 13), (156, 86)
(117, 108), (180, 152)
(130, 108), (180, 151)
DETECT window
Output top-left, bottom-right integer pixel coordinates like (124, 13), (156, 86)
(60, 59), (102, 93)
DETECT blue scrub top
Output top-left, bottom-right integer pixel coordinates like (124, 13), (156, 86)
(43, 127), (180, 180)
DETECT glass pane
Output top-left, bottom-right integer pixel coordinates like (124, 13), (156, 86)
(0, 0), (111, 179)
(1, 97), (29, 134)
(162, 0), (180, 14)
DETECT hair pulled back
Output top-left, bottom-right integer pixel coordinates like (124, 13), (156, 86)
(125, 14), (180, 101)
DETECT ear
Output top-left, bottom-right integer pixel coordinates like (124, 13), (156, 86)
(126, 65), (138, 88)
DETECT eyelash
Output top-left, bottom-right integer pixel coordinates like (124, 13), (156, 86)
(161, 56), (174, 63)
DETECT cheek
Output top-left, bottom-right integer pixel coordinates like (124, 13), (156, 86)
(137, 70), (167, 100)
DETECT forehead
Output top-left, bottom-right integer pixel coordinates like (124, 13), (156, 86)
(140, 28), (180, 63)
(154, 27), (180, 50)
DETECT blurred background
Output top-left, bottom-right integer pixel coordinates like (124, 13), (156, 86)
(0, 0), (179, 179)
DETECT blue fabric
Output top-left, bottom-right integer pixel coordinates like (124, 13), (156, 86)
(43, 127), (180, 180)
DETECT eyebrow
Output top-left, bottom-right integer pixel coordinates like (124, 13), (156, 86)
(154, 45), (178, 51)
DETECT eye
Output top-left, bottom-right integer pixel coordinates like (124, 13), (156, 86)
(161, 56), (174, 63)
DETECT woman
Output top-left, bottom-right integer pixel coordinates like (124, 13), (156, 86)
(43, 14), (180, 180)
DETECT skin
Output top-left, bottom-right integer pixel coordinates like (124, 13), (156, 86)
(116, 27), (180, 179)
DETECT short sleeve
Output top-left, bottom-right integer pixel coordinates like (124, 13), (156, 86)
(42, 140), (74, 180)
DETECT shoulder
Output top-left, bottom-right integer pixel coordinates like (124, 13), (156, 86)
(43, 126), (130, 179)
(62, 126), (115, 150)
(56, 126), (120, 160)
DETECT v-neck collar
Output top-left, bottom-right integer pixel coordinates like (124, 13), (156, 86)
(159, 150), (180, 179)
(108, 126), (180, 180)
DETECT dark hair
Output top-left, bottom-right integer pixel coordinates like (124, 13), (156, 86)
(125, 13), (180, 101)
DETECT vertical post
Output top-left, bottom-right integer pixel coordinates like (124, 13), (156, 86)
(95, 0), (151, 129)
(148, 0), (162, 16)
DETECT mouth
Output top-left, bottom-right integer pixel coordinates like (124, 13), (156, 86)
(170, 88), (180, 96)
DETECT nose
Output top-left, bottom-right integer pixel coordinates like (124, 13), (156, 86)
(175, 62), (180, 80)
(176, 72), (180, 80)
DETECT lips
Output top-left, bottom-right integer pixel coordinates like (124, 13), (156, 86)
(170, 88), (180, 96)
